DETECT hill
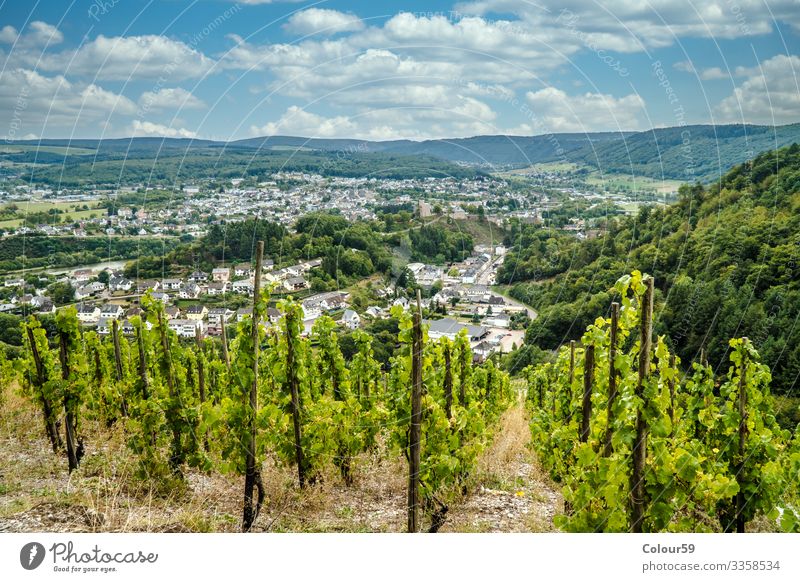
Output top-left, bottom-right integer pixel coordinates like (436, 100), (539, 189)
(7, 123), (800, 185)
(499, 144), (800, 394)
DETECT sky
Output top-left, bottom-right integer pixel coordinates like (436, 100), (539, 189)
(0, 0), (798, 141)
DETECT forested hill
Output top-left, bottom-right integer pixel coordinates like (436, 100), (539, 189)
(500, 144), (800, 393)
(8, 123), (800, 185)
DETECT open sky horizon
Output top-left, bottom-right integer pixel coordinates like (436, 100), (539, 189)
(1, 0), (798, 142)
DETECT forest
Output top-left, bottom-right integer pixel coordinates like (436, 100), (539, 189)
(499, 144), (800, 395)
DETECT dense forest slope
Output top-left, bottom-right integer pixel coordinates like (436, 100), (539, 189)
(500, 144), (800, 393)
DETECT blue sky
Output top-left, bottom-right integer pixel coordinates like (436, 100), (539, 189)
(0, 0), (798, 141)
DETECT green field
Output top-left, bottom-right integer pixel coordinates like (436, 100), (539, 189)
(0, 144), (96, 155)
(585, 172), (683, 194)
(0, 200), (104, 228)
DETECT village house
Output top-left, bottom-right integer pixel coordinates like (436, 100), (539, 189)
(76, 304), (100, 324)
(424, 318), (488, 343)
(150, 291), (171, 304)
(161, 278), (182, 291)
(137, 279), (160, 294)
(232, 279), (254, 295)
(74, 285), (94, 301)
(73, 269), (93, 283)
(164, 306), (182, 319)
(212, 268), (230, 282)
(178, 283), (201, 299)
(100, 304), (124, 320)
(206, 281), (228, 295)
(109, 276), (133, 293)
(185, 304), (208, 321)
(341, 309), (361, 330)
(188, 271), (209, 283)
(283, 276), (307, 292)
(168, 319), (203, 338)
(207, 308), (233, 325)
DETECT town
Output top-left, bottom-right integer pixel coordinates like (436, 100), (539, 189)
(1, 239), (528, 362)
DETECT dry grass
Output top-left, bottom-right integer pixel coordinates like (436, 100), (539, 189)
(0, 381), (559, 533)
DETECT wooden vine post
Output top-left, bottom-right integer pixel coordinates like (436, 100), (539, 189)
(26, 325), (62, 452)
(287, 301), (306, 489)
(668, 353), (676, 439)
(580, 344), (594, 443)
(735, 340), (749, 534)
(135, 321), (149, 400)
(603, 302), (619, 457)
(443, 341), (453, 421)
(458, 337), (468, 407)
(58, 329), (80, 472)
(195, 326), (209, 452)
(157, 309), (182, 471)
(111, 319), (128, 417)
(220, 319), (231, 374)
(408, 289), (423, 533)
(243, 241), (265, 531)
(630, 277), (654, 533)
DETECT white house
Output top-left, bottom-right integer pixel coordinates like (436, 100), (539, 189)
(207, 308), (233, 325)
(232, 279), (254, 295)
(74, 285), (94, 301)
(76, 304), (100, 324)
(206, 281), (228, 295)
(341, 309), (361, 330)
(161, 278), (182, 291)
(109, 277), (133, 292)
(100, 304), (124, 320)
(168, 319), (203, 338)
(178, 283), (201, 299)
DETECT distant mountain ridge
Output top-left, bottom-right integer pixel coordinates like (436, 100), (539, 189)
(9, 123), (800, 182)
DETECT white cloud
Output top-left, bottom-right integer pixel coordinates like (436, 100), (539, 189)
(130, 120), (197, 138)
(284, 9), (365, 36)
(138, 88), (205, 112)
(39, 35), (215, 80)
(716, 54), (800, 124)
(250, 106), (357, 137)
(673, 60), (740, 80)
(456, 0), (800, 49)
(524, 88), (646, 132)
(250, 96), (502, 141)
(0, 21), (63, 47)
(0, 68), (137, 139)
(0, 25), (18, 43)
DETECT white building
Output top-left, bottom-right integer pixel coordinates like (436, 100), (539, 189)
(341, 309), (361, 330)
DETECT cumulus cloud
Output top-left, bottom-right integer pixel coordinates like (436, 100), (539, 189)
(0, 21), (64, 47)
(0, 68), (137, 139)
(138, 88), (205, 112)
(39, 35), (215, 80)
(284, 9), (365, 35)
(524, 88), (646, 132)
(456, 0), (800, 48)
(715, 54), (800, 124)
(250, 98), (501, 141)
(130, 120), (197, 138)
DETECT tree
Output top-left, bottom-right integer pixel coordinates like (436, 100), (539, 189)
(47, 282), (75, 305)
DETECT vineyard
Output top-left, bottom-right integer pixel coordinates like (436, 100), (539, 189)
(0, 265), (798, 532)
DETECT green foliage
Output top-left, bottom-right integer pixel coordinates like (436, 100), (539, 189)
(526, 271), (799, 532)
(408, 224), (474, 264)
(504, 145), (800, 394)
